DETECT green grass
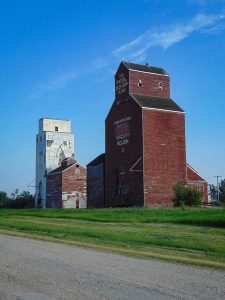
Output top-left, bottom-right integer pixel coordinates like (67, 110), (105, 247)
(0, 207), (225, 270)
(0, 207), (225, 226)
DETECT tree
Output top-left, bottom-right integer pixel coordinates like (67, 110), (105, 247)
(173, 184), (203, 207)
(219, 179), (225, 203)
(0, 190), (34, 209)
(209, 184), (217, 202)
(9, 191), (34, 208)
(0, 191), (9, 208)
(11, 189), (19, 200)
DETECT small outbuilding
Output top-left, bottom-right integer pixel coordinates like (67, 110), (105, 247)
(46, 157), (87, 208)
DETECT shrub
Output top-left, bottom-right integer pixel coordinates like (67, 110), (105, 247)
(173, 184), (202, 207)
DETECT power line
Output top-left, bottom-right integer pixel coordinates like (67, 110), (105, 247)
(27, 179), (37, 188)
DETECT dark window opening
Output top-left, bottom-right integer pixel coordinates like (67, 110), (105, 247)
(76, 199), (79, 209)
(116, 166), (129, 196)
(47, 140), (53, 147)
(55, 126), (58, 131)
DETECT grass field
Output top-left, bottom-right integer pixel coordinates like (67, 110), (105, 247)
(0, 207), (225, 270)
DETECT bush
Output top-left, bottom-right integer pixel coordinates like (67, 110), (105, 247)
(173, 184), (202, 207)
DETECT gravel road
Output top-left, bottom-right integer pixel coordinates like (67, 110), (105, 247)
(0, 234), (225, 300)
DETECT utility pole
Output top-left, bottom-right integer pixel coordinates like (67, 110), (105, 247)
(214, 176), (222, 203)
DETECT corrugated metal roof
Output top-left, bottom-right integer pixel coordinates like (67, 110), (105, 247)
(131, 94), (184, 112)
(122, 61), (168, 75)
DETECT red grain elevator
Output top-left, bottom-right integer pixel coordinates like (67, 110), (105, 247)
(105, 61), (187, 207)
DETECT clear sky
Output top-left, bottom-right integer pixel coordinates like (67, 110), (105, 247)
(0, 0), (224, 195)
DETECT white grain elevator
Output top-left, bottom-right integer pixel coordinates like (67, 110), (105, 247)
(35, 118), (74, 208)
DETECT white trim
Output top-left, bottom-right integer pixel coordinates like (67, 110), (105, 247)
(142, 107), (185, 114)
(187, 163), (208, 182)
(187, 163), (199, 174)
(186, 181), (207, 184)
(130, 157), (142, 172)
(129, 69), (169, 77)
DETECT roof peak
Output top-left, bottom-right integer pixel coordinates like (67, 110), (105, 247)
(122, 61), (168, 76)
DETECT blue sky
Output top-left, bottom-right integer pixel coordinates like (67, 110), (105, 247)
(0, 0), (225, 194)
